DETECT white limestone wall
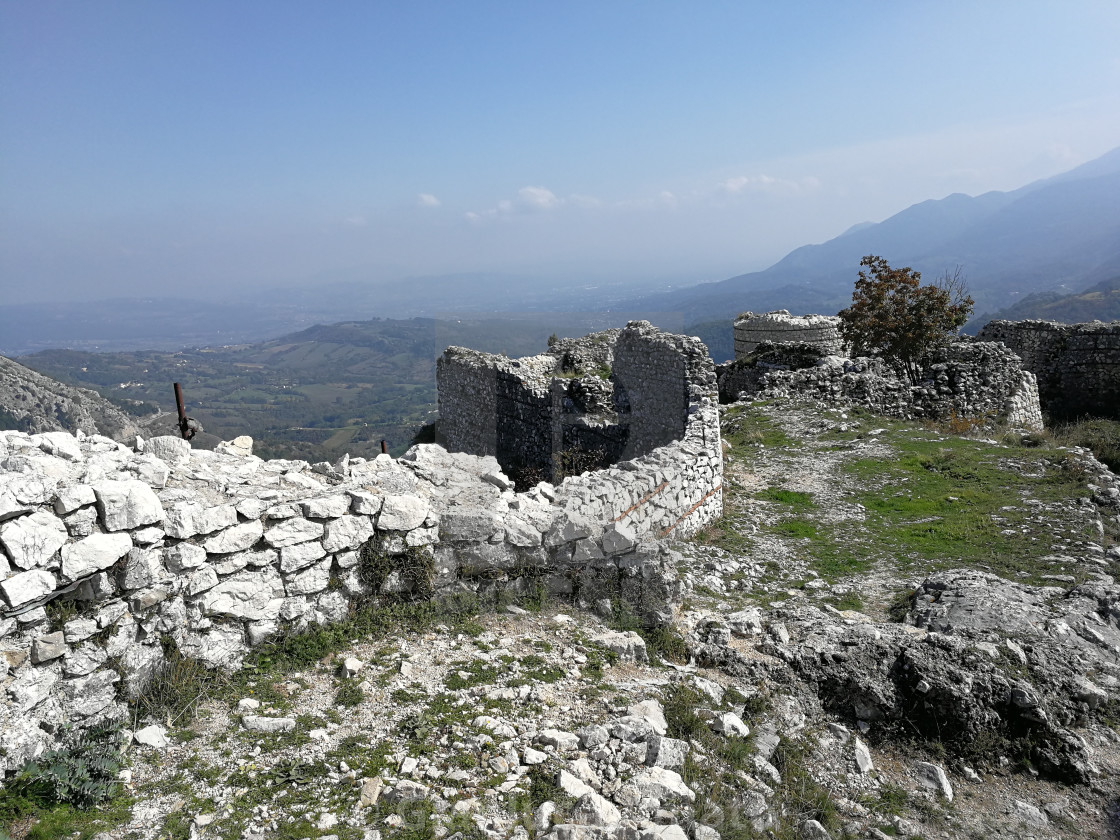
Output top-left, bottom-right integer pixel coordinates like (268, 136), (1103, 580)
(0, 430), (683, 774)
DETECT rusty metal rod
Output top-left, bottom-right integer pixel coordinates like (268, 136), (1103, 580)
(381, 440), (388, 455)
(173, 383), (194, 441)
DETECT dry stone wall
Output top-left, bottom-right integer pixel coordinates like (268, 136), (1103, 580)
(977, 319), (1120, 420)
(0, 430), (684, 774)
(733, 310), (843, 357)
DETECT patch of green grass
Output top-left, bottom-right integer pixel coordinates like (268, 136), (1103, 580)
(770, 737), (841, 837)
(824, 590), (865, 612)
(391, 687), (428, 704)
(0, 792), (134, 840)
(516, 654), (565, 684)
(770, 519), (818, 540)
(444, 660), (503, 690)
(723, 405), (796, 449)
(132, 638), (230, 726)
(235, 594), (482, 683)
(755, 488), (815, 508)
(840, 433), (1099, 583)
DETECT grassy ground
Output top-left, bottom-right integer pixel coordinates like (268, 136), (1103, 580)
(700, 404), (1116, 589)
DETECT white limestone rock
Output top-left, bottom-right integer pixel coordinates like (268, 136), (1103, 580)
(377, 494), (429, 531)
(285, 558), (332, 596)
(645, 735), (688, 770)
(60, 531), (132, 580)
(569, 792), (621, 827)
(913, 761), (953, 801)
(242, 715), (296, 733)
(592, 630), (648, 664)
(280, 541), (327, 573)
(33, 431), (83, 461)
(93, 479), (165, 531)
(301, 494), (351, 519)
(601, 521), (637, 555)
(0, 510), (68, 570)
(628, 699), (668, 736)
(215, 436), (254, 457)
(134, 724), (170, 748)
(264, 517), (324, 548)
(143, 436), (191, 467)
(322, 515), (375, 553)
(854, 737), (874, 774)
(630, 767), (695, 802)
(0, 568), (57, 608)
(203, 520), (264, 554)
(31, 631), (67, 664)
(201, 567), (284, 621)
(53, 484), (96, 515)
(164, 542), (208, 573)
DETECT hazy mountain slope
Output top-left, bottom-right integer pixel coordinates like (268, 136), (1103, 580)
(967, 274), (1120, 331)
(631, 146), (1120, 324)
(0, 355), (140, 442)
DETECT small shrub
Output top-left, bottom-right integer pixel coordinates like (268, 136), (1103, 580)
(663, 684), (708, 741)
(335, 678), (365, 708)
(9, 725), (123, 810)
(358, 538), (435, 600)
(887, 588), (916, 623)
(133, 640), (227, 726)
(1050, 417), (1120, 472)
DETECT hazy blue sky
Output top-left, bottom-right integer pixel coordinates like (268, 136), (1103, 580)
(2, 1), (1119, 304)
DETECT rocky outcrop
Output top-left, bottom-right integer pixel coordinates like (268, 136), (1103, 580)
(0, 355), (140, 443)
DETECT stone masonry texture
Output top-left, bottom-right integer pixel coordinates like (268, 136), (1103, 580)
(977, 319), (1120, 420)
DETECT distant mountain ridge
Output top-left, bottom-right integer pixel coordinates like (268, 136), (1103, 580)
(966, 274), (1120, 331)
(635, 146), (1120, 325)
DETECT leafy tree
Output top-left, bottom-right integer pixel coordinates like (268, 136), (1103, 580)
(838, 255), (973, 384)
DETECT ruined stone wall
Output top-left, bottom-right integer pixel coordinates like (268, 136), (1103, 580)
(436, 348), (555, 473)
(723, 340), (1043, 430)
(977, 319), (1120, 420)
(437, 321), (723, 539)
(733, 310), (843, 358)
(0, 430), (682, 774)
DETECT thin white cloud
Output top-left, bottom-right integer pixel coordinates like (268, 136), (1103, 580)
(467, 185), (577, 220)
(517, 186), (560, 211)
(717, 174), (819, 194)
(343, 215), (367, 227)
(417, 193), (441, 208)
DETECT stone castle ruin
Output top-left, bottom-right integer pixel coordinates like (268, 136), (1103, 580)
(0, 321), (724, 771)
(977, 319), (1120, 420)
(3, 309), (1118, 777)
(732, 310), (843, 357)
(719, 309), (1046, 430)
(437, 320), (724, 540)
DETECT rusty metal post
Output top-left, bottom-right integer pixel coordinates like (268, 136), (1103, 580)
(380, 440), (388, 455)
(173, 383), (195, 441)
